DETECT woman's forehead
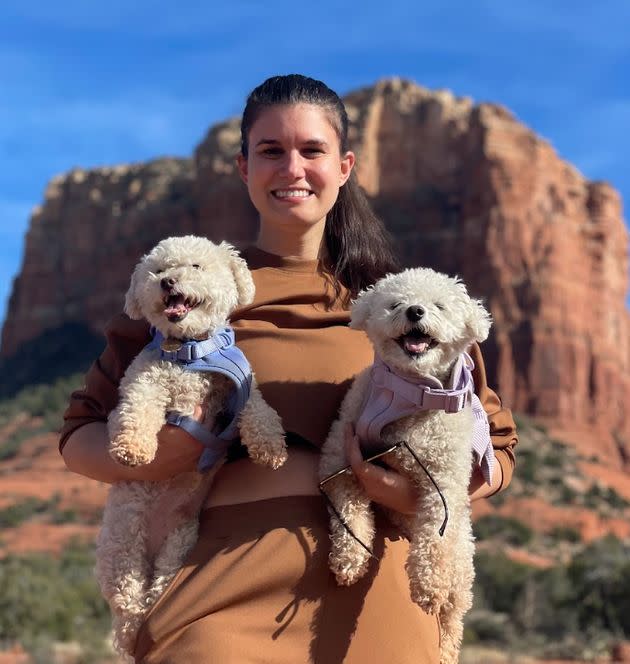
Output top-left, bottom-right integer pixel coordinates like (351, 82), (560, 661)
(249, 103), (339, 143)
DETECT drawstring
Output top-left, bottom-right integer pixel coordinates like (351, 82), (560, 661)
(318, 440), (449, 560)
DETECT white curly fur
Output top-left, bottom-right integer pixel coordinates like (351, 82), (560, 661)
(319, 267), (491, 664)
(97, 236), (287, 657)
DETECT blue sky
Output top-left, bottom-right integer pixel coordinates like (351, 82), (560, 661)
(2, 0), (630, 328)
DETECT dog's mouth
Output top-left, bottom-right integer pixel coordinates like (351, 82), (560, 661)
(163, 293), (199, 322)
(396, 328), (438, 357)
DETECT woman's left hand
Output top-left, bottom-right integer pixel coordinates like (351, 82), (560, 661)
(344, 424), (420, 515)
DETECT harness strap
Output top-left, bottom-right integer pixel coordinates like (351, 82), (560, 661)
(146, 326), (252, 473)
(165, 412), (232, 471)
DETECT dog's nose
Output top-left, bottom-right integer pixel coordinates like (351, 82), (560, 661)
(406, 306), (425, 322)
(161, 277), (176, 291)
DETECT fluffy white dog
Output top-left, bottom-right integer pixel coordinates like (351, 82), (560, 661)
(97, 236), (287, 657)
(319, 267), (493, 664)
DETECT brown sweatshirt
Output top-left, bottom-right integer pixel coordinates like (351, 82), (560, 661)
(60, 246), (517, 490)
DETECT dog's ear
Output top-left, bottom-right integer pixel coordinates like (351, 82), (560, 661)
(466, 297), (492, 343)
(220, 242), (255, 306)
(349, 287), (375, 330)
(124, 261), (144, 320)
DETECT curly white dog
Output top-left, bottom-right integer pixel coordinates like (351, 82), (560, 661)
(97, 236), (287, 657)
(319, 267), (493, 664)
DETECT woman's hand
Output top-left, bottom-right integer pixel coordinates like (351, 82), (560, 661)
(344, 424), (420, 515)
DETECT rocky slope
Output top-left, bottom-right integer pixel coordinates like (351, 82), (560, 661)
(1, 77), (629, 463)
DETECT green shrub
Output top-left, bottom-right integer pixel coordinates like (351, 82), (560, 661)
(474, 515), (533, 546)
(516, 448), (538, 484)
(566, 535), (630, 635)
(548, 525), (581, 543)
(0, 498), (53, 528)
(0, 540), (110, 646)
(474, 550), (533, 614)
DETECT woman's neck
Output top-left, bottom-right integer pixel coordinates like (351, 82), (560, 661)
(255, 220), (325, 261)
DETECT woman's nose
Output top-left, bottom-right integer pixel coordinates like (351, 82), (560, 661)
(280, 150), (306, 178)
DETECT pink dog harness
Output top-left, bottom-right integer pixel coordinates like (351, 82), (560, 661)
(355, 352), (495, 484)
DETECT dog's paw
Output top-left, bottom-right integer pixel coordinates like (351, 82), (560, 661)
(109, 441), (155, 467)
(329, 550), (370, 586)
(247, 442), (288, 470)
(409, 583), (449, 615)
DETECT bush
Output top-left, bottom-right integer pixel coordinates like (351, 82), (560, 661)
(474, 515), (533, 546)
(0, 540), (110, 646)
(473, 550), (533, 614)
(0, 498), (53, 528)
(516, 448), (538, 484)
(548, 525), (581, 543)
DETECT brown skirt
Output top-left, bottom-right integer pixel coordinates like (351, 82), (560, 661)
(134, 495), (440, 664)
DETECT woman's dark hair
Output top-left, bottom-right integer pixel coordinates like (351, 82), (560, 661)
(240, 74), (400, 300)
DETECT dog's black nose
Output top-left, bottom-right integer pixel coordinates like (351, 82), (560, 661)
(406, 306), (425, 322)
(161, 277), (176, 291)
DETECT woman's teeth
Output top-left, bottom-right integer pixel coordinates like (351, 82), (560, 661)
(273, 189), (312, 198)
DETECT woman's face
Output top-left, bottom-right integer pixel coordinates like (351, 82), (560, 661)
(237, 103), (355, 233)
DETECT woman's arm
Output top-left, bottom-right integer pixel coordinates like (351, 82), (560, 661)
(62, 421), (203, 483)
(60, 312), (204, 482)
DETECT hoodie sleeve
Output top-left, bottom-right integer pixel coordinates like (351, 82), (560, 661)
(58, 314), (151, 453)
(469, 342), (518, 493)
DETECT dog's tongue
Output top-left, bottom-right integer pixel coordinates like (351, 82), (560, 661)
(164, 294), (188, 317)
(404, 335), (430, 354)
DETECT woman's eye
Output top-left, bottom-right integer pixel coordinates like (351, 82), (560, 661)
(261, 148), (283, 156)
(303, 148), (324, 157)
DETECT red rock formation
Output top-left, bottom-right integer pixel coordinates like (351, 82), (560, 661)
(2, 79), (629, 462)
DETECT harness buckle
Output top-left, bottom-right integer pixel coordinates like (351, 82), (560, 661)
(444, 393), (466, 413)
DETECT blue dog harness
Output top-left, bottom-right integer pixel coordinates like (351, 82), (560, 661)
(146, 327), (252, 472)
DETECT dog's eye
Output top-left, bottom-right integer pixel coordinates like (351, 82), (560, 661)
(192, 264), (201, 269)
(389, 302), (402, 311)
(155, 269), (164, 275)
(435, 302), (445, 311)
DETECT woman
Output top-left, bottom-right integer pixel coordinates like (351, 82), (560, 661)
(60, 74), (517, 663)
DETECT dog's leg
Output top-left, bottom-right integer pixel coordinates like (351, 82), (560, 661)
(238, 377), (287, 469)
(438, 510), (475, 664)
(321, 420), (375, 585)
(108, 361), (172, 466)
(320, 371), (375, 585)
(405, 489), (453, 615)
(96, 481), (159, 655)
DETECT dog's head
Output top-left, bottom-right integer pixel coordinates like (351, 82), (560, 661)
(350, 268), (491, 380)
(124, 236), (254, 339)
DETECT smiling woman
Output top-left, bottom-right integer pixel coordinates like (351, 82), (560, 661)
(60, 74), (517, 664)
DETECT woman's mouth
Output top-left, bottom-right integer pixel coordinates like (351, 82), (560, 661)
(271, 189), (313, 200)
(396, 328), (438, 357)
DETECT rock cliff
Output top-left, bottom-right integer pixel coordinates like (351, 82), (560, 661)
(2, 79), (629, 462)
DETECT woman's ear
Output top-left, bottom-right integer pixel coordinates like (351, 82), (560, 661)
(339, 151), (355, 186)
(236, 153), (248, 185)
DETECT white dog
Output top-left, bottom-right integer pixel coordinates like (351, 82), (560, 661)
(97, 236), (287, 657)
(319, 267), (493, 664)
